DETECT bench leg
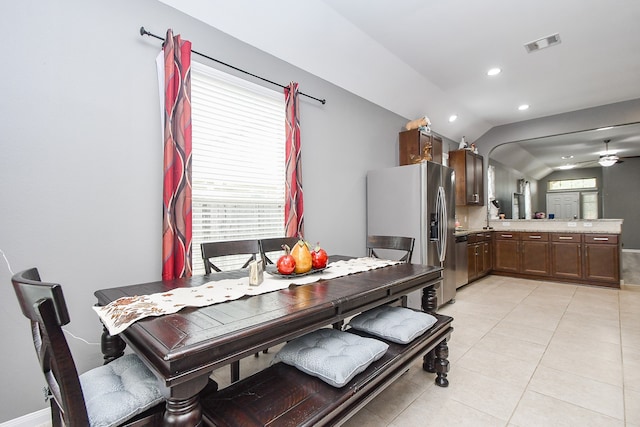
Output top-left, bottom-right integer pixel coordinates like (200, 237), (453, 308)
(423, 339), (449, 387)
(231, 361), (240, 383)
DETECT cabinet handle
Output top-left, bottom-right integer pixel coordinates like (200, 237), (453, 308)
(501, 234), (513, 238)
(593, 237), (609, 241)
(558, 236), (573, 240)
(529, 235), (542, 239)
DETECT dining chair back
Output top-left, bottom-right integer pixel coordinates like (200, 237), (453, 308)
(201, 239), (261, 274)
(366, 235), (415, 263)
(259, 237), (300, 265)
(11, 268), (164, 427)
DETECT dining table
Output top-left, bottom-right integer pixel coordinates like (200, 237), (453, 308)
(94, 256), (443, 426)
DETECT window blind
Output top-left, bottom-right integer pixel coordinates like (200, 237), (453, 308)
(191, 61), (286, 274)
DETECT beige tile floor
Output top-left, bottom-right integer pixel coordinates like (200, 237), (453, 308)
(213, 275), (640, 427)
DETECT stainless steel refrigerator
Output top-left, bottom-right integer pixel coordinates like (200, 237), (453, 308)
(366, 161), (456, 309)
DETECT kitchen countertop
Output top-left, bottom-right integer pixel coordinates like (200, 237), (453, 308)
(488, 219), (623, 234)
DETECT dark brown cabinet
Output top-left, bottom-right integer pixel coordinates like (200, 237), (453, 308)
(584, 234), (620, 284)
(493, 232), (550, 277)
(468, 232), (492, 282)
(448, 149), (484, 206)
(399, 129), (443, 166)
(550, 233), (583, 280)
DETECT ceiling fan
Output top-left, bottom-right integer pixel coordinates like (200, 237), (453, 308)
(598, 139), (619, 167)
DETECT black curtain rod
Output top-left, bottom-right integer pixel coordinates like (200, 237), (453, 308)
(140, 27), (326, 105)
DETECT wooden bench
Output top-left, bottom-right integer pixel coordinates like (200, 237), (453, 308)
(200, 312), (453, 426)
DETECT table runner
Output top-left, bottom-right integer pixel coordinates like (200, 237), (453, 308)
(94, 257), (400, 335)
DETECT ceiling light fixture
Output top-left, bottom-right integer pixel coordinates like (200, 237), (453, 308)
(487, 67), (501, 76)
(598, 139), (619, 167)
(518, 104), (530, 111)
(524, 33), (561, 53)
(561, 155), (574, 160)
(557, 164), (575, 170)
(448, 115), (458, 122)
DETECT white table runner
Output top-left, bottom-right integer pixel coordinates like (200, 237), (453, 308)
(94, 257), (400, 335)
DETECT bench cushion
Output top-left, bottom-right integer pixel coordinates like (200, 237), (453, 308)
(348, 306), (438, 344)
(79, 353), (164, 427)
(272, 328), (388, 387)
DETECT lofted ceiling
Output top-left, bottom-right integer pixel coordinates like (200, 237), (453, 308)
(157, 0), (640, 173)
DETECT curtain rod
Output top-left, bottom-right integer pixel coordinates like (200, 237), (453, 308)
(140, 27), (326, 105)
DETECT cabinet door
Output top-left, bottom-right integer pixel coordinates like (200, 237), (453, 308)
(520, 240), (550, 276)
(493, 234), (519, 273)
(467, 244), (478, 281)
(550, 234), (582, 280)
(481, 240), (492, 275)
(584, 243), (619, 283)
(473, 154), (485, 206)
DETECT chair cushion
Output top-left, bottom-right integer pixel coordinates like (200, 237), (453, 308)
(272, 328), (388, 388)
(348, 306), (438, 344)
(79, 353), (164, 427)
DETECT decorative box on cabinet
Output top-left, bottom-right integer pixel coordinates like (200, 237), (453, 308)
(399, 129), (443, 166)
(448, 149), (484, 206)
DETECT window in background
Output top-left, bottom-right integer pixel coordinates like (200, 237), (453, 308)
(581, 192), (599, 219)
(191, 61), (286, 274)
(548, 177), (597, 191)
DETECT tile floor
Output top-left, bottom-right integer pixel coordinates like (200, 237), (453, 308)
(213, 275), (640, 426)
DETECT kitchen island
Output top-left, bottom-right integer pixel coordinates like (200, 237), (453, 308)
(456, 219), (623, 288)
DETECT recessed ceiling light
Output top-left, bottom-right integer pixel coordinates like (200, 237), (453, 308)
(561, 155), (574, 160)
(487, 67), (501, 76)
(518, 104), (530, 111)
(448, 115), (458, 122)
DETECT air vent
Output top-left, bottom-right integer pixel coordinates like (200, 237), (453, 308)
(524, 33), (561, 53)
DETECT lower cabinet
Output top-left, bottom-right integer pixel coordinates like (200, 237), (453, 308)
(493, 231), (620, 287)
(468, 232), (492, 282)
(493, 232), (550, 277)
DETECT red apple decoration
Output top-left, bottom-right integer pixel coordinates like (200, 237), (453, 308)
(276, 244), (296, 275)
(311, 243), (328, 269)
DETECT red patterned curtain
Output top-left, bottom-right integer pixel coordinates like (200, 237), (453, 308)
(284, 82), (304, 237)
(161, 30), (193, 280)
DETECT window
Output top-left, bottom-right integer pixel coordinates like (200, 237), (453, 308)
(191, 61), (286, 274)
(548, 177), (597, 191)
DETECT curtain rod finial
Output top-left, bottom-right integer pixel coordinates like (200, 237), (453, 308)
(140, 26), (148, 36)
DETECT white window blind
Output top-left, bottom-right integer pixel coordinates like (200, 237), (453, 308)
(191, 61), (286, 274)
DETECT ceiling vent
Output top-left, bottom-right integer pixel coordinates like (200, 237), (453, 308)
(524, 33), (561, 53)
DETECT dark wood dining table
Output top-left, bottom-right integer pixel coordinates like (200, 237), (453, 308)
(94, 256), (443, 426)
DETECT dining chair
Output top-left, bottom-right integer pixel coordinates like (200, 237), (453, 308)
(200, 239), (262, 383)
(259, 236), (299, 265)
(200, 239), (261, 274)
(11, 268), (165, 427)
(367, 235), (415, 263)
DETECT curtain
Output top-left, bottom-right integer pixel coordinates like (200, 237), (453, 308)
(161, 30), (193, 280)
(284, 82), (304, 238)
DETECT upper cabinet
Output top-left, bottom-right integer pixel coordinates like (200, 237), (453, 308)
(449, 149), (484, 206)
(399, 129), (443, 166)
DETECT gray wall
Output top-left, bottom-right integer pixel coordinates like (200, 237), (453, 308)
(603, 158), (640, 248)
(0, 0), (408, 421)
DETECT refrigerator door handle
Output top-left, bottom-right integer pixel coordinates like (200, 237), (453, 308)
(437, 186), (447, 263)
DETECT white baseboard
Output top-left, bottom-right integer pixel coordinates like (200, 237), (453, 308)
(0, 408), (50, 427)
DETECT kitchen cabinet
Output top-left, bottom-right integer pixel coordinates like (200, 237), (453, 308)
(584, 234), (620, 284)
(399, 129), (443, 166)
(467, 232), (492, 282)
(448, 149), (484, 206)
(493, 232), (550, 277)
(550, 233), (582, 280)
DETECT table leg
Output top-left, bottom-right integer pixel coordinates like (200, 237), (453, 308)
(100, 325), (125, 364)
(162, 374), (212, 426)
